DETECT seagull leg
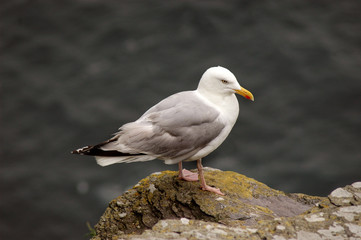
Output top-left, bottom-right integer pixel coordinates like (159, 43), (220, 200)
(178, 161), (199, 182)
(197, 159), (224, 195)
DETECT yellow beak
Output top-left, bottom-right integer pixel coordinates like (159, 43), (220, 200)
(234, 88), (254, 101)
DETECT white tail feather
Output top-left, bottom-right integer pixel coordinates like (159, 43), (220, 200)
(95, 155), (156, 166)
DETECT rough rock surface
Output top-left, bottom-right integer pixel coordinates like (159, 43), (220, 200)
(91, 168), (361, 240)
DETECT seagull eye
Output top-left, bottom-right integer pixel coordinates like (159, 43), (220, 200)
(221, 80), (228, 84)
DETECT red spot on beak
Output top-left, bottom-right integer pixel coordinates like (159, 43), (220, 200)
(245, 95), (251, 100)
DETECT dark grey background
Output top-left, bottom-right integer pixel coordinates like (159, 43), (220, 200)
(1, 0), (360, 239)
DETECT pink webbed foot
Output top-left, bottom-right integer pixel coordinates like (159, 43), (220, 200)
(201, 184), (225, 195)
(179, 169), (199, 182)
(196, 158), (225, 195)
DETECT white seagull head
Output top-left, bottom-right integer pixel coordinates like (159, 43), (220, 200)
(197, 66), (254, 101)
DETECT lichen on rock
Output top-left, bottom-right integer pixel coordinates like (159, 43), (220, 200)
(91, 169), (361, 240)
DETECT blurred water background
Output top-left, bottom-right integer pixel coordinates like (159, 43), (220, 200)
(1, 0), (360, 239)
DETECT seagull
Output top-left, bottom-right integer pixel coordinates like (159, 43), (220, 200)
(72, 66), (254, 195)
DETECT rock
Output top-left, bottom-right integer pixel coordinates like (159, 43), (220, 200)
(91, 169), (361, 240)
(329, 188), (354, 206)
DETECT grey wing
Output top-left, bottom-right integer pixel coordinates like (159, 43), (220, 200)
(114, 91), (225, 162)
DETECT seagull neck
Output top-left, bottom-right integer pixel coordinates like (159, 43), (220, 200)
(196, 88), (233, 108)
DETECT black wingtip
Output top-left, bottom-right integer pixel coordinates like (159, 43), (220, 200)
(71, 144), (146, 157)
(71, 146), (92, 155)
(72, 136), (147, 157)
(71, 150), (81, 154)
